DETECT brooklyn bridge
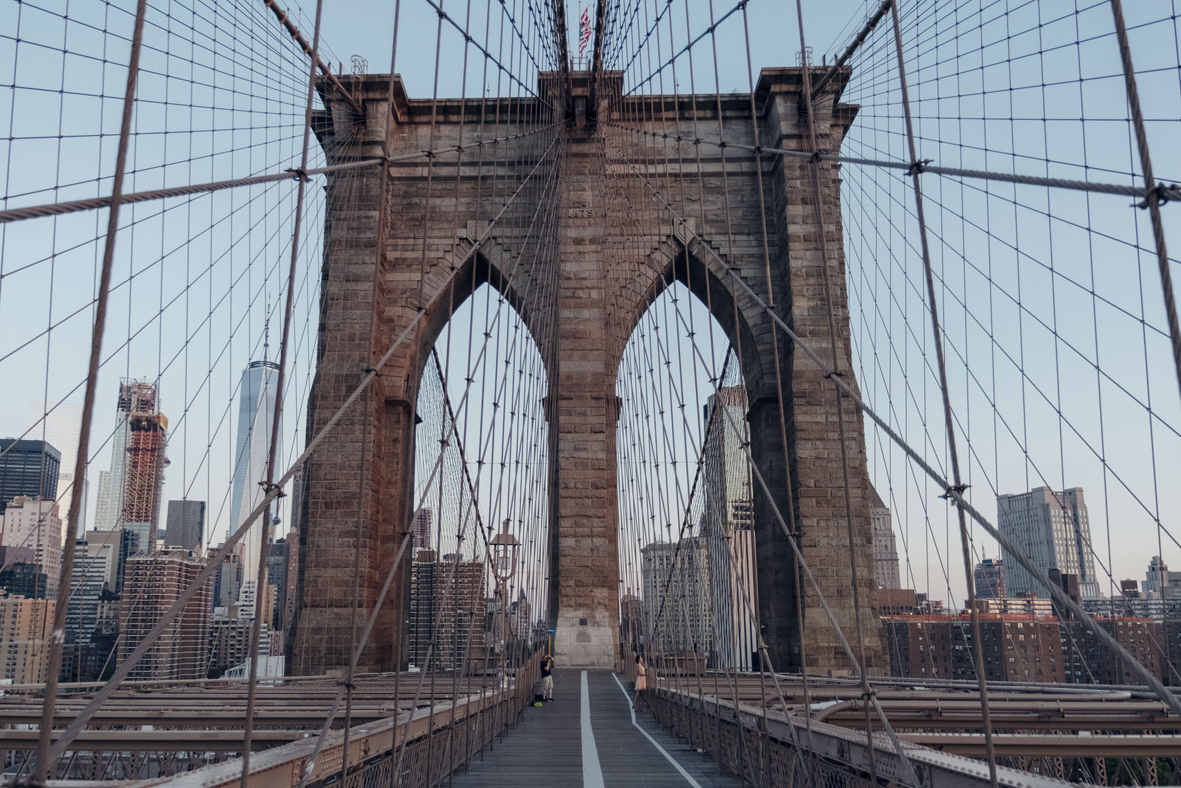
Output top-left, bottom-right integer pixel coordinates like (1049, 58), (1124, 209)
(0, 0), (1179, 786)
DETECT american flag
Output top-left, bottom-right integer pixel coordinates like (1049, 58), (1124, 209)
(579, 7), (592, 62)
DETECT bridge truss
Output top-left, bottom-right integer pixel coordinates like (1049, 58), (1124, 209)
(1, 0), (1180, 786)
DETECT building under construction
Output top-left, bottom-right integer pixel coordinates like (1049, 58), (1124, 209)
(118, 381), (168, 546)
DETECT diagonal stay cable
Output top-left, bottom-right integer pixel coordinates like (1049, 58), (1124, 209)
(601, 118), (918, 774)
(42, 131), (562, 763)
(600, 119), (1181, 203)
(0, 124), (560, 225)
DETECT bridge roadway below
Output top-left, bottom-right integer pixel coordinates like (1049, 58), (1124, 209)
(449, 669), (742, 788)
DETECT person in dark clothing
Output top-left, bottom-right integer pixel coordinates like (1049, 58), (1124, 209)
(540, 654), (554, 701)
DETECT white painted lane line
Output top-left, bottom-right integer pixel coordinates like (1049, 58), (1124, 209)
(611, 672), (704, 788)
(582, 670), (606, 788)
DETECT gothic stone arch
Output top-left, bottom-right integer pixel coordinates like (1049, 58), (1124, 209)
(291, 69), (885, 676)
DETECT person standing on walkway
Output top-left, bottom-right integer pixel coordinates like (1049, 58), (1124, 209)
(633, 654), (647, 710)
(541, 654), (554, 701)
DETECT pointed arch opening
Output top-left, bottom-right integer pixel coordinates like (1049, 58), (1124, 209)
(409, 280), (552, 670)
(615, 279), (761, 670)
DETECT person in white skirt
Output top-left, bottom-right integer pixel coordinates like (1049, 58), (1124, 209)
(633, 654), (647, 710)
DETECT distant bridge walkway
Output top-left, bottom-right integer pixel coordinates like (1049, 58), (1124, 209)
(449, 669), (741, 788)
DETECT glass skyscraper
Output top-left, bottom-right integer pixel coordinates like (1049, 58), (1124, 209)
(0, 439), (60, 516)
(229, 360), (281, 591)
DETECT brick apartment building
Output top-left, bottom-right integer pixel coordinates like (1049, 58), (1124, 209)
(885, 614), (1167, 684)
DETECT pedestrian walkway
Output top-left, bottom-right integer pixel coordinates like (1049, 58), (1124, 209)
(447, 668), (743, 787)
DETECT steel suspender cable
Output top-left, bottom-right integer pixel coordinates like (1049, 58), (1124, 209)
(884, 3), (997, 785)
(1108, 0), (1181, 407)
(32, 2), (149, 783)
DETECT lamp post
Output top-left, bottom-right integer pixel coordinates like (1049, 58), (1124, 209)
(490, 519), (520, 680)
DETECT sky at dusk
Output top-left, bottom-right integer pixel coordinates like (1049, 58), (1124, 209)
(1, 0), (1179, 613)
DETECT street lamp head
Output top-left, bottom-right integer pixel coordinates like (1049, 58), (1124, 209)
(490, 518), (520, 582)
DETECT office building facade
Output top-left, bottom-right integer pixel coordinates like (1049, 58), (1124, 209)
(701, 388), (757, 669)
(27, 402), (87, 537)
(0, 439), (60, 516)
(998, 487), (1100, 599)
(641, 538), (713, 657)
(871, 486), (901, 590)
(974, 558), (1006, 599)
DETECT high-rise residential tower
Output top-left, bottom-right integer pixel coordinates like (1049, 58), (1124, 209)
(0, 439), (60, 516)
(0, 596), (54, 683)
(118, 548), (212, 681)
(408, 552), (485, 670)
(165, 500), (205, 552)
(870, 486), (901, 590)
(998, 487), (1100, 600)
(0, 496), (64, 598)
(701, 387), (757, 669)
(229, 359), (281, 592)
(412, 508), (433, 555)
(27, 402), (87, 536)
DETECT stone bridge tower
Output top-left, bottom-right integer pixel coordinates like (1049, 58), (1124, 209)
(290, 67), (885, 676)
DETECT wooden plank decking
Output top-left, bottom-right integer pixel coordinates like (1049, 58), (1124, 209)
(448, 669), (743, 787)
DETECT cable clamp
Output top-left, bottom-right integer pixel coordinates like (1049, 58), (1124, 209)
(824, 370), (844, 380)
(907, 159), (932, 176)
(286, 167), (309, 182)
(940, 483), (970, 501)
(362, 367), (376, 375)
(860, 688), (877, 701)
(338, 680), (356, 691)
(810, 151), (823, 164)
(1137, 183), (1180, 209)
(259, 481), (288, 499)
